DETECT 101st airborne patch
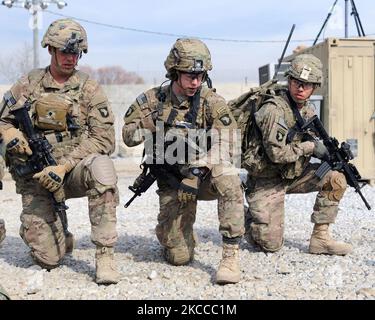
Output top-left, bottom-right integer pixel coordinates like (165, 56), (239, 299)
(219, 114), (232, 126)
(98, 106), (109, 118)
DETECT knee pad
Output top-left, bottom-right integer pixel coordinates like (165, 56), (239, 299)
(322, 171), (347, 202)
(88, 155), (118, 194)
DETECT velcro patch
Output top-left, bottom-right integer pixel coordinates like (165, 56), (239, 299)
(277, 117), (288, 130)
(300, 66), (312, 81)
(3, 91), (17, 108)
(136, 93), (148, 106)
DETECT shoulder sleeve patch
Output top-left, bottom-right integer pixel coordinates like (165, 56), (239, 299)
(98, 105), (110, 118)
(125, 105), (135, 118)
(219, 114), (233, 126)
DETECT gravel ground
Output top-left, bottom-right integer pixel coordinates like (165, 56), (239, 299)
(0, 158), (374, 300)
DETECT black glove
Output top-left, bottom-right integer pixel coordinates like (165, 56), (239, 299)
(313, 141), (329, 160)
(178, 176), (200, 203)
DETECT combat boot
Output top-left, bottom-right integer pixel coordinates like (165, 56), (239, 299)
(309, 223), (352, 256)
(216, 243), (240, 285)
(95, 246), (120, 285)
(164, 245), (194, 266)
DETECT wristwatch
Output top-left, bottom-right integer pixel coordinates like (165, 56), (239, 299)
(190, 167), (208, 180)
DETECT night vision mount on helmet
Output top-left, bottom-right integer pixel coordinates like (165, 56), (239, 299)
(164, 38), (213, 80)
(41, 18), (88, 55)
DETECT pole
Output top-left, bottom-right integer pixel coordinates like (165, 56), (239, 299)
(273, 24), (295, 80)
(345, 0), (349, 38)
(32, 0), (39, 68)
(350, 0), (366, 36)
(313, 0), (339, 45)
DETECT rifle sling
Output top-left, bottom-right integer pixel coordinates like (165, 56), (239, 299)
(184, 90), (201, 128)
(286, 92), (307, 143)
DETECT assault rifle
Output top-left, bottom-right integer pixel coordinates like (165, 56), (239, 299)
(125, 163), (181, 208)
(302, 115), (371, 210)
(9, 101), (69, 233)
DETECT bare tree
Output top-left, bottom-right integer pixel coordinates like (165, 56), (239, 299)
(78, 65), (97, 79)
(79, 65), (144, 85)
(0, 43), (33, 83)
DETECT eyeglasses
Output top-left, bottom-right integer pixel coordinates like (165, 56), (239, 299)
(290, 78), (314, 90)
(180, 72), (204, 82)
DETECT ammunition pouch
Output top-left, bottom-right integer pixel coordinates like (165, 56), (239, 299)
(35, 94), (70, 131)
(242, 143), (269, 176)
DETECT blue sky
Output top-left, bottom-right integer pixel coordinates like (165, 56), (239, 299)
(0, 0), (374, 83)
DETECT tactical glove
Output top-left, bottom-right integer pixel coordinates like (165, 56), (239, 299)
(299, 141), (314, 156)
(33, 164), (70, 192)
(1, 127), (32, 156)
(313, 141), (329, 160)
(178, 176), (200, 203)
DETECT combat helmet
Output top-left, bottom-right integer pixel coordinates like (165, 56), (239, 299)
(164, 38), (212, 80)
(285, 54), (323, 86)
(41, 19), (88, 55)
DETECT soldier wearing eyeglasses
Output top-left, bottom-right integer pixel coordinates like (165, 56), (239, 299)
(243, 54), (352, 256)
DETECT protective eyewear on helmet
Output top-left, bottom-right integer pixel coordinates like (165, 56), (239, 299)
(180, 72), (204, 82)
(290, 77), (314, 90)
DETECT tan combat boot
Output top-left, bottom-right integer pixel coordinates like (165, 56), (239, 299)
(309, 223), (352, 256)
(95, 246), (120, 285)
(216, 243), (240, 285)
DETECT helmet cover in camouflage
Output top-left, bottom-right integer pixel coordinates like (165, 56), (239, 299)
(285, 54), (323, 85)
(164, 38), (212, 79)
(41, 19), (88, 54)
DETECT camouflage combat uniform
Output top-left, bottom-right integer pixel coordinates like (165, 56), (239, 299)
(243, 54), (349, 254)
(244, 92), (346, 252)
(123, 38), (244, 284)
(123, 85), (244, 260)
(0, 67), (119, 268)
(0, 157), (5, 245)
